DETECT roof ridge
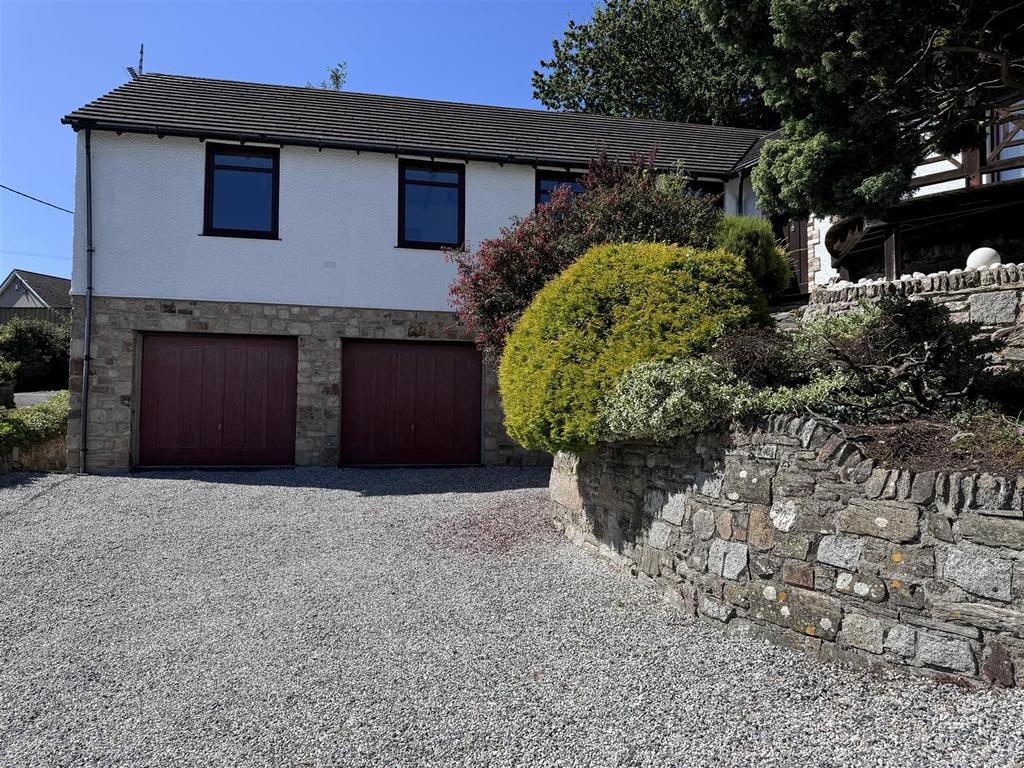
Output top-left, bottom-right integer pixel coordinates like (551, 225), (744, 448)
(12, 268), (70, 282)
(133, 72), (774, 136)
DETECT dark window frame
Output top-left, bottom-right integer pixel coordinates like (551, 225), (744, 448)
(203, 143), (280, 239)
(397, 159), (465, 250)
(535, 170), (584, 206)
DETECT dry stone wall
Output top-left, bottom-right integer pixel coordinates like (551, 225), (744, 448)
(550, 415), (1024, 686)
(806, 264), (1024, 361)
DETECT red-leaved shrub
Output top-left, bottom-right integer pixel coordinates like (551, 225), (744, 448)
(448, 154), (723, 358)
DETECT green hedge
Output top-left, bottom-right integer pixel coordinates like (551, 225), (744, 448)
(0, 391), (70, 451)
(498, 242), (770, 453)
(714, 215), (792, 297)
(0, 317), (71, 392)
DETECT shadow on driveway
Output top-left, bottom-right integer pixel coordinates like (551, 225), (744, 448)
(123, 465), (552, 496)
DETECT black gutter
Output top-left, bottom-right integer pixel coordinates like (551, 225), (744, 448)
(60, 118), (737, 181)
(79, 128), (94, 474)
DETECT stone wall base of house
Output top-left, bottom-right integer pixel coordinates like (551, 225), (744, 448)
(67, 295), (548, 472)
(550, 415), (1024, 687)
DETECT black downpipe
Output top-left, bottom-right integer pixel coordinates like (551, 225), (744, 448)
(79, 129), (94, 473)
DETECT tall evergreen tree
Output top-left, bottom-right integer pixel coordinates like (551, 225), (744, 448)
(532, 0), (777, 130)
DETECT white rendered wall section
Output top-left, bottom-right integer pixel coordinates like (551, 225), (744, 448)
(72, 132), (536, 312)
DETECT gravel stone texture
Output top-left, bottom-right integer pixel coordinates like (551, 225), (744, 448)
(2, 468), (1024, 768)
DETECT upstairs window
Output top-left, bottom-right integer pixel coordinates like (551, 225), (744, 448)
(204, 145), (279, 238)
(536, 171), (584, 205)
(399, 160), (464, 249)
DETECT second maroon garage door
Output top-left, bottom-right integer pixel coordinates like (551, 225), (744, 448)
(138, 334), (297, 466)
(340, 341), (482, 465)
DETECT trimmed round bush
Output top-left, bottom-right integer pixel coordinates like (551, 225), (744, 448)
(714, 215), (792, 296)
(498, 242), (770, 453)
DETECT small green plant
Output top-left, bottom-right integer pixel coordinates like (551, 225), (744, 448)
(499, 242), (769, 453)
(603, 358), (752, 442)
(742, 373), (849, 415)
(0, 358), (18, 385)
(0, 390), (69, 451)
(714, 215), (792, 297)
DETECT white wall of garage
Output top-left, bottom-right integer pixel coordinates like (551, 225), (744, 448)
(71, 132), (538, 312)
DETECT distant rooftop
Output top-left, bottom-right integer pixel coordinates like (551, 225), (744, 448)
(63, 73), (771, 178)
(2, 269), (72, 309)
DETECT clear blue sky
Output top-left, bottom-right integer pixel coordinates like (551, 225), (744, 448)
(0, 0), (593, 279)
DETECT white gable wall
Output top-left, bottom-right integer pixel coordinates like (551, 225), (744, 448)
(723, 174), (761, 218)
(71, 132), (537, 312)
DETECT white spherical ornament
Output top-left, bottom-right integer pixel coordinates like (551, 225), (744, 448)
(966, 247), (1001, 269)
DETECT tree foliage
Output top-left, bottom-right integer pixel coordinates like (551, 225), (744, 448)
(0, 317), (70, 392)
(695, 0), (1024, 217)
(307, 62), (347, 91)
(448, 154), (723, 358)
(532, 0), (777, 129)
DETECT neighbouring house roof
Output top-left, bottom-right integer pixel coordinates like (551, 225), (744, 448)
(0, 269), (72, 309)
(62, 73), (773, 178)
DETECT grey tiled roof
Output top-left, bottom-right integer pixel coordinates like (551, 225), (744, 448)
(63, 73), (772, 177)
(733, 129), (780, 172)
(9, 270), (71, 308)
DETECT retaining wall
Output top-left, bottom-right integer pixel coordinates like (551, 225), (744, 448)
(550, 415), (1024, 686)
(806, 264), (1024, 360)
(1, 435), (67, 474)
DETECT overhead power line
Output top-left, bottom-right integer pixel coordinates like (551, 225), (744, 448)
(0, 184), (74, 215)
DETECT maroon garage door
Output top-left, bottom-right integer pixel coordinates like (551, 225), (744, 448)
(341, 341), (482, 465)
(138, 335), (297, 466)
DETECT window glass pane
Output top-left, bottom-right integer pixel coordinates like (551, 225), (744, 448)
(995, 111), (1024, 181)
(538, 175), (584, 204)
(212, 168), (273, 232)
(404, 167), (461, 184)
(214, 152), (274, 169)
(404, 184), (459, 244)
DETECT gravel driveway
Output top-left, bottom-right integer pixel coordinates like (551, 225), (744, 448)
(1, 468), (1022, 767)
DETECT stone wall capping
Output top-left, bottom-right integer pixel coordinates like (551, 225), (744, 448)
(551, 412), (1024, 686)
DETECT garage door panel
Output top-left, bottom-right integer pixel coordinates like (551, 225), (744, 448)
(244, 347), (268, 449)
(265, 348), (292, 449)
(139, 335), (297, 466)
(341, 341), (482, 465)
(222, 346), (247, 449)
(199, 347), (225, 449)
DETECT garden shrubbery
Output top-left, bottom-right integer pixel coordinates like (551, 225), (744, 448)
(714, 215), (791, 297)
(450, 154), (786, 358)
(603, 359), (751, 443)
(498, 242), (770, 453)
(598, 295), (1016, 448)
(0, 390), (70, 451)
(0, 317), (71, 391)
